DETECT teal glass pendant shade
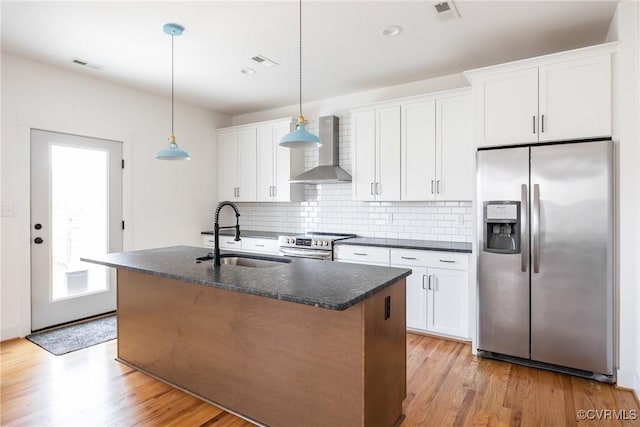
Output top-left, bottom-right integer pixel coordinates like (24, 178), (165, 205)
(155, 135), (190, 160)
(279, 115), (322, 148)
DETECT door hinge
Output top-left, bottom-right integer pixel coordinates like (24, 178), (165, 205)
(122, 220), (125, 230)
(122, 159), (125, 169)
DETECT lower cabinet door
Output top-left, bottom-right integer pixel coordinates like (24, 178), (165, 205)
(427, 268), (468, 338)
(392, 265), (427, 331)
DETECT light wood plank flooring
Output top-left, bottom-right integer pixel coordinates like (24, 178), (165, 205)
(2, 333), (638, 426)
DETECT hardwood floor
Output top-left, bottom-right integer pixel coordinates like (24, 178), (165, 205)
(2, 333), (638, 426)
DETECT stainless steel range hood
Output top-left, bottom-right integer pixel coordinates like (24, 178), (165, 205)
(289, 115), (352, 184)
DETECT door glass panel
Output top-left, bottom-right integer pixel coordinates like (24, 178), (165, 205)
(51, 145), (109, 300)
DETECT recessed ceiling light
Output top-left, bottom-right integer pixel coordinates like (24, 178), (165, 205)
(251, 55), (278, 68)
(380, 25), (403, 37)
(241, 68), (256, 75)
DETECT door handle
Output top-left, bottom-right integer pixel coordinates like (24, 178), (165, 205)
(427, 274), (432, 290)
(430, 180), (435, 194)
(533, 183), (540, 273)
(401, 256), (417, 260)
(269, 186), (272, 197)
(34, 237), (44, 244)
(272, 186), (276, 197)
(375, 182), (380, 195)
(521, 183), (528, 273)
(541, 114), (545, 133)
(370, 182), (374, 196)
(422, 274), (426, 290)
(353, 252), (368, 256)
(436, 180), (441, 194)
(438, 259), (455, 263)
(236, 187), (240, 198)
(532, 116), (536, 134)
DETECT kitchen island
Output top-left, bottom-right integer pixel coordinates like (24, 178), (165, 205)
(83, 246), (411, 427)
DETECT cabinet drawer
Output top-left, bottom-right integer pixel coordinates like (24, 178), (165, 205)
(201, 235), (215, 248)
(335, 245), (390, 265)
(219, 238), (242, 250)
(390, 249), (468, 271)
(242, 237), (279, 254)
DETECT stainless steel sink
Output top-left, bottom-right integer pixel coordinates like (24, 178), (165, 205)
(219, 254), (291, 268)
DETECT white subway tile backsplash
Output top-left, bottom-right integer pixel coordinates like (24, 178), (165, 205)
(232, 115), (473, 242)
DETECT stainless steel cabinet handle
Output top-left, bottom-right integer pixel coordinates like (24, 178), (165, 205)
(430, 180), (435, 194)
(226, 241), (236, 245)
(272, 186), (276, 197)
(255, 244), (265, 247)
(269, 186), (273, 197)
(533, 183), (540, 273)
(436, 180), (441, 194)
(427, 274), (432, 290)
(439, 259), (455, 263)
(422, 274), (427, 290)
(375, 182), (380, 195)
(401, 256), (417, 260)
(521, 183), (528, 273)
(533, 116), (536, 134)
(370, 182), (374, 196)
(237, 187), (240, 198)
(353, 252), (368, 256)
(541, 114), (545, 133)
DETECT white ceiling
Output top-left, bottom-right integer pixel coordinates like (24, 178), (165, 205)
(1, 1), (617, 116)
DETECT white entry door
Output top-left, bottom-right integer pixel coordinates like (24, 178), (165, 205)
(30, 129), (123, 331)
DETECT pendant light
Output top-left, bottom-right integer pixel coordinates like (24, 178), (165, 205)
(279, 0), (321, 149)
(155, 23), (190, 160)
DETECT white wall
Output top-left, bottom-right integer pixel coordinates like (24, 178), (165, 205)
(606, 2), (640, 395)
(1, 53), (231, 339)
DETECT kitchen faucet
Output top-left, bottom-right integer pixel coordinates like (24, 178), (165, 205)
(213, 201), (241, 266)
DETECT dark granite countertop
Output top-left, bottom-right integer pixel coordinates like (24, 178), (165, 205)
(82, 246), (411, 311)
(336, 237), (472, 253)
(201, 230), (293, 239)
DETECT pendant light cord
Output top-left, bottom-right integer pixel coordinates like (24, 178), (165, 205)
(171, 33), (175, 138)
(298, 0), (302, 119)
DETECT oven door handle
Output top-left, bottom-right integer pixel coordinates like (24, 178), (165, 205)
(279, 247), (333, 259)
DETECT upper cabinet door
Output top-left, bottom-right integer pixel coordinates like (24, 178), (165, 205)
(236, 128), (257, 202)
(376, 105), (401, 201)
(218, 132), (239, 201)
(476, 68), (538, 147)
(436, 95), (473, 200)
(538, 55), (611, 142)
(401, 100), (436, 201)
(256, 125), (275, 202)
(273, 121), (293, 202)
(352, 110), (377, 201)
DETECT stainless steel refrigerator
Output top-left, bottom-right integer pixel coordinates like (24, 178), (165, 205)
(476, 139), (614, 382)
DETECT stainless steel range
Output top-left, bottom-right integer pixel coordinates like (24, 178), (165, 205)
(278, 232), (355, 260)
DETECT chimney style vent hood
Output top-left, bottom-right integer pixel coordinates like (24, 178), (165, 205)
(289, 115), (352, 184)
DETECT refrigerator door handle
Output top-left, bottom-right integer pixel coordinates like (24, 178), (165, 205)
(533, 183), (540, 273)
(521, 183), (528, 272)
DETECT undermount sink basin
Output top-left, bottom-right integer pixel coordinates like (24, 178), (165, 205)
(219, 254), (291, 268)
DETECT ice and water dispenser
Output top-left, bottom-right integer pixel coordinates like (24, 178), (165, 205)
(483, 201), (521, 254)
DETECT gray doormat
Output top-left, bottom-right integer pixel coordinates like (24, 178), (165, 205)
(26, 315), (117, 356)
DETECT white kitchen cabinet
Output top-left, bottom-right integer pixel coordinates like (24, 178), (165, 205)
(334, 245), (390, 265)
(401, 92), (472, 201)
(396, 265), (428, 330)
(389, 248), (469, 339)
(425, 268), (468, 338)
(217, 128), (257, 201)
(256, 121), (305, 202)
(337, 244), (470, 340)
(466, 44), (615, 147)
(201, 235), (280, 255)
(352, 106), (401, 201)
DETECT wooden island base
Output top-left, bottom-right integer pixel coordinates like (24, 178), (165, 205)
(117, 270), (406, 427)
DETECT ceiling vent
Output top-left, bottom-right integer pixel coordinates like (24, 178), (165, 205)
(251, 55), (279, 68)
(72, 58), (104, 70)
(432, 1), (460, 21)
